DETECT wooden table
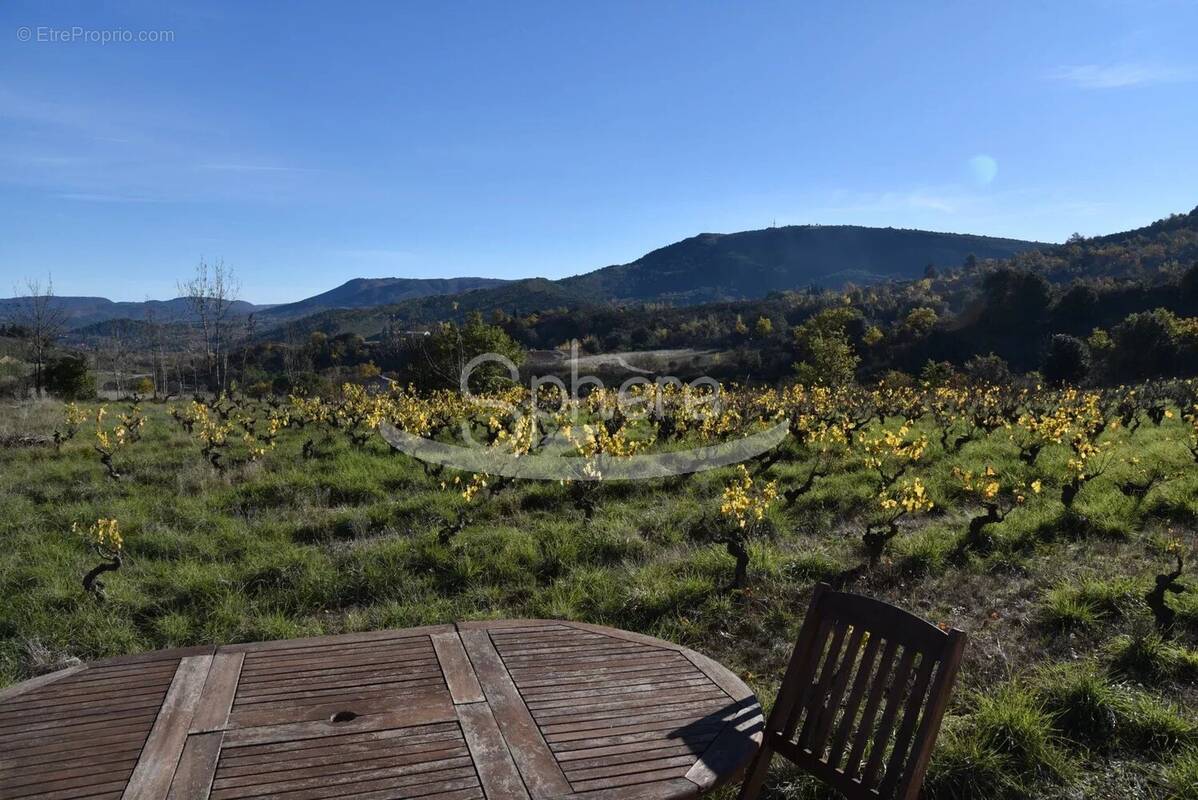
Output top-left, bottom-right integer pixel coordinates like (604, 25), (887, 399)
(0, 620), (762, 799)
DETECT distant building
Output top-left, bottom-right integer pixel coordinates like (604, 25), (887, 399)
(363, 373), (396, 394)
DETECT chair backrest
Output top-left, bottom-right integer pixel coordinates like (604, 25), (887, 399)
(758, 583), (965, 800)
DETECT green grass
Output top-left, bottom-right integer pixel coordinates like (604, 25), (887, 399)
(1109, 632), (1198, 683)
(1040, 575), (1142, 631)
(1, 398), (1197, 799)
(925, 682), (1073, 800)
(1167, 749), (1198, 799)
(1037, 661), (1197, 753)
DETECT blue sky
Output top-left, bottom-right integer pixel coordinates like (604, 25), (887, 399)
(2, 1), (1197, 304)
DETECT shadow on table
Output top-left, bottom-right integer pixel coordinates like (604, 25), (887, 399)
(666, 696), (765, 758)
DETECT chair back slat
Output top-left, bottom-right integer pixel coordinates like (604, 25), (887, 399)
(893, 629), (967, 800)
(825, 632), (882, 768)
(761, 594), (831, 752)
(860, 648), (917, 786)
(877, 653), (939, 797)
(804, 626), (865, 752)
(790, 621), (849, 743)
(739, 584), (966, 800)
(778, 617), (833, 737)
(842, 638), (898, 779)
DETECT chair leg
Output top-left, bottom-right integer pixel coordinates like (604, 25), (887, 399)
(737, 744), (774, 800)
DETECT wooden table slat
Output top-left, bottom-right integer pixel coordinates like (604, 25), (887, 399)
(166, 731), (223, 800)
(122, 654), (214, 800)
(0, 664), (87, 704)
(458, 628), (574, 798)
(457, 701), (531, 799)
(189, 652), (243, 734)
(222, 700), (458, 747)
(433, 631), (486, 704)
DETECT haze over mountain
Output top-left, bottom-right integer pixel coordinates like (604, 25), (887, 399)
(2, 224), (1044, 333)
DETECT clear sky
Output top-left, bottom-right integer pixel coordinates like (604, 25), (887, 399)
(2, 1), (1196, 304)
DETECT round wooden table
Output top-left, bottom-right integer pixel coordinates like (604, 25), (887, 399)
(0, 620), (762, 799)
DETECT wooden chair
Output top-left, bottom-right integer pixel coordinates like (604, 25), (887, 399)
(738, 583), (966, 800)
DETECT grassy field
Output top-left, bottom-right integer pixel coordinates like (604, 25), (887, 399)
(2, 392), (1198, 799)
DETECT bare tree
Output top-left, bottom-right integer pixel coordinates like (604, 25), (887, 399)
(141, 305), (180, 398)
(282, 323), (309, 385)
(103, 320), (130, 396)
(143, 305), (166, 398)
(240, 312), (257, 384)
(177, 322), (201, 396)
(10, 277), (67, 398)
(179, 259), (240, 394)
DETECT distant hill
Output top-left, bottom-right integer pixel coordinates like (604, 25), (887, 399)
(257, 277), (509, 322)
(260, 226), (1045, 339)
(278, 278), (590, 338)
(1089, 205), (1198, 247)
(1017, 205), (1198, 284)
(0, 277), (508, 331)
(558, 225), (1046, 303)
(63, 317), (193, 343)
(0, 296), (267, 329)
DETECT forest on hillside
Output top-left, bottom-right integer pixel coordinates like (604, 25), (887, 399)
(230, 209), (1198, 397)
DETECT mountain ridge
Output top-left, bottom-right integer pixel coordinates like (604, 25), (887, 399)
(2, 223), (1049, 331)
(257, 276), (510, 322)
(558, 224), (1048, 303)
(0, 277), (509, 329)
(0, 296), (266, 329)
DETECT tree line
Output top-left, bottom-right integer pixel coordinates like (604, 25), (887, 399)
(2, 260), (246, 400)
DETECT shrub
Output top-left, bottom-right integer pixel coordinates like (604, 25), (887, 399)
(1043, 334), (1090, 386)
(0, 357), (27, 399)
(1108, 309), (1185, 381)
(43, 355), (95, 400)
(245, 381), (272, 399)
(401, 313), (525, 391)
(964, 353), (1013, 386)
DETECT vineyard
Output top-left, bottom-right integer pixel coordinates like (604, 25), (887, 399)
(3, 379), (1198, 798)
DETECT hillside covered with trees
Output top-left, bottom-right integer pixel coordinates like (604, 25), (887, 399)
(241, 207), (1198, 395)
